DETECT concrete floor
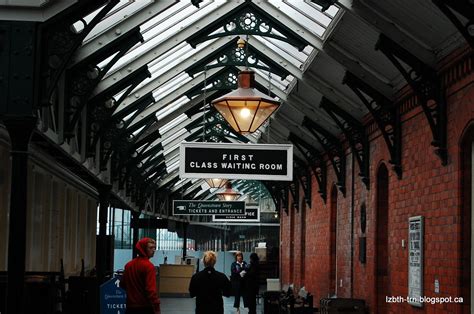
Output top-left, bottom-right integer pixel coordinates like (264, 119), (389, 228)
(160, 296), (264, 314)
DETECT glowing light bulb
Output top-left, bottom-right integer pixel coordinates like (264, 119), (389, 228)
(240, 107), (251, 118)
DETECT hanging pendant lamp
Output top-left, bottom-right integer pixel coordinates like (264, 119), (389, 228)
(211, 70), (280, 134)
(205, 178), (228, 189)
(216, 182), (241, 201)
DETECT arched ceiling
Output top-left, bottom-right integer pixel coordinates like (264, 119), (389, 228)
(1, 0), (469, 217)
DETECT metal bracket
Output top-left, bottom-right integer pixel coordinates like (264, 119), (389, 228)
(39, 0), (119, 107)
(289, 133), (327, 202)
(64, 27), (144, 137)
(376, 34), (448, 166)
(262, 181), (282, 213)
(295, 159), (312, 208)
(97, 95), (156, 170)
(184, 38), (290, 79)
(432, 0), (474, 48)
(320, 97), (370, 189)
(303, 117), (346, 195)
(280, 184), (289, 215)
(185, 1), (309, 50)
(343, 71), (403, 179)
(310, 0), (337, 12)
(86, 76), (153, 153)
(289, 174), (300, 211)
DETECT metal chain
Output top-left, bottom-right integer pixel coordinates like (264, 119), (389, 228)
(267, 70), (272, 142)
(202, 65), (207, 142)
(245, 34), (249, 70)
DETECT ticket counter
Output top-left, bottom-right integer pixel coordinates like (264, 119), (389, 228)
(159, 264), (194, 297)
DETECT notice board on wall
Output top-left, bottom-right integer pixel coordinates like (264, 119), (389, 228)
(408, 216), (423, 307)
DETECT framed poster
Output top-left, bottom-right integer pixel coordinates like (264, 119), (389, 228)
(408, 216), (423, 307)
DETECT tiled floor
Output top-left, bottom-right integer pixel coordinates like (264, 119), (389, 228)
(161, 296), (263, 314)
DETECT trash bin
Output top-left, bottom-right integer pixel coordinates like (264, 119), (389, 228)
(320, 298), (366, 313)
(264, 291), (281, 314)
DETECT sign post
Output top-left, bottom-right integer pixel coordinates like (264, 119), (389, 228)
(100, 276), (126, 314)
(179, 142), (293, 181)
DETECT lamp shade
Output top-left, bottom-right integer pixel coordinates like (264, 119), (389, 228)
(216, 182), (241, 201)
(211, 70), (280, 134)
(205, 178), (228, 189)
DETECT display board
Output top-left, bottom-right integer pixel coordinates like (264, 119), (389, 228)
(408, 216), (423, 307)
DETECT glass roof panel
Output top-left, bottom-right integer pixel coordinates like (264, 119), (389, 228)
(73, 0), (342, 199)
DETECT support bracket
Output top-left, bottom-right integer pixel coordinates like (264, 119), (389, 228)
(262, 181), (282, 214)
(320, 97), (370, 189)
(343, 71), (403, 179)
(432, 0), (474, 48)
(303, 117), (346, 195)
(376, 34), (448, 165)
(64, 27), (144, 137)
(289, 173), (300, 211)
(39, 0), (119, 107)
(289, 133), (327, 202)
(280, 184), (289, 215)
(295, 158), (312, 208)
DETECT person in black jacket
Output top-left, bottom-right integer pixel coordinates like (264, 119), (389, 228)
(189, 251), (231, 314)
(230, 251), (247, 313)
(244, 253), (260, 314)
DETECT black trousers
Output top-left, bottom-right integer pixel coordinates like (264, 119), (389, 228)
(232, 282), (245, 308)
(246, 293), (257, 314)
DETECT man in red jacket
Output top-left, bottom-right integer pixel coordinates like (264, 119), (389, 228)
(121, 238), (160, 314)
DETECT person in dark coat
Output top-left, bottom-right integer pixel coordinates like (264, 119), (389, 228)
(230, 251), (247, 313)
(189, 251), (231, 314)
(244, 253), (260, 314)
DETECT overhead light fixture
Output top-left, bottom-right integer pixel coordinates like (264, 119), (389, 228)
(205, 178), (228, 189)
(216, 182), (241, 201)
(211, 70), (280, 134)
(211, 37), (280, 134)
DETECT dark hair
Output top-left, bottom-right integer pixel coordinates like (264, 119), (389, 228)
(250, 252), (259, 263)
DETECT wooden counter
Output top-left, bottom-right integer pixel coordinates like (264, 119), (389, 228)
(159, 264), (194, 297)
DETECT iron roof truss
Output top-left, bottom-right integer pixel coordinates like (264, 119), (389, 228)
(185, 1), (310, 51)
(39, 0), (118, 107)
(184, 37), (291, 80)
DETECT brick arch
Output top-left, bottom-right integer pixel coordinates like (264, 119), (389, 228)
(375, 163), (390, 313)
(460, 120), (474, 314)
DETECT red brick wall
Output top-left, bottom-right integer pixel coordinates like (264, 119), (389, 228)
(279, 48), (474, 313)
